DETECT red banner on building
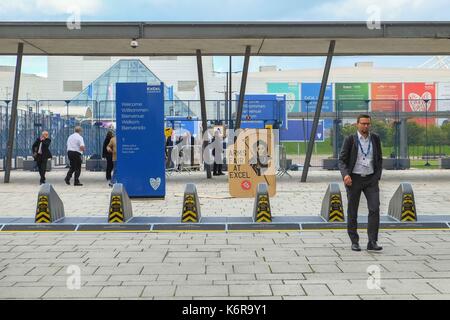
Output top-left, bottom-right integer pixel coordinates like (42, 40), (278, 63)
(404, 83), (436, 126)
(371, 83), (402, 112)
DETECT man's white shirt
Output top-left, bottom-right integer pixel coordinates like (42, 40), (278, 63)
(352, 131), (374, 176)
(67, 132), (85, 153)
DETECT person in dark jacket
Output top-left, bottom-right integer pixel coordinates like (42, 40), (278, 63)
(212, 128), (224, 175)
(338, 114), (383, 252)
(102, 130), (114, 183)
(32, 131), (52, 184)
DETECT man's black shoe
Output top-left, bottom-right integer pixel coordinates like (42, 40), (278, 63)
(351, 243), (361, 251)
(367, 241), (383, 251)
(64, 178), (70, 185)
(74, 182), (83, 186)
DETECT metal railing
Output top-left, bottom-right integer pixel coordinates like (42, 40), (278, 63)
(2, 98), (450, 171)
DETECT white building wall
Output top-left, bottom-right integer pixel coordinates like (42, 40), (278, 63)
(42, 56), (218, 101)
(0, 72), (45, 102)
(235, 65), (450, 96)
(2, 60), (450, 103)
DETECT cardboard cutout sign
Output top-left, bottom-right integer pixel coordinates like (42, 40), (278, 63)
(228, 129), (276, 198)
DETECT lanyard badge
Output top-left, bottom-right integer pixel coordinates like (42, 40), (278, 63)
(357, 135), (371, 160)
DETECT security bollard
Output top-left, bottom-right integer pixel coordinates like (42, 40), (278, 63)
(321, 183), (345, 222)
(108, 183), (133, 223)
(35, 183), (65, 223)
(181, 183), (201, 223)
(253, 183), (272, 223)
(388, 183), (417, 222)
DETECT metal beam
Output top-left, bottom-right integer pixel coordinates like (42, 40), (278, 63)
(1, 22), (450, 56)
(235, 46), (251, 130)
(4, 42), (23, 183)
(301, 40), (335, 183)
(196, 49), (212, 179)
(2, 21), (450, 39)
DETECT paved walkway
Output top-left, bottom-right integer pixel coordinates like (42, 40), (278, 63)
(1, 230), (450, 299)
(1, 168), (450, 299)
(1, 168), (450, 218)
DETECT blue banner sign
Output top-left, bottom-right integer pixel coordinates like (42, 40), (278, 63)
(300, 83), (333, 113)
(237, 94), (287, 129)
(165, 116), (199, 137)
(301, 83), (333, 133)
(280, 119), (324, 142)
(116, 82), (166, 198)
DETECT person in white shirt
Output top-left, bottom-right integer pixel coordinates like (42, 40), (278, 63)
(64, 126), (85, 186)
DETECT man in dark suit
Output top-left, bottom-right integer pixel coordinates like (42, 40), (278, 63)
(32, 131), (52, 184)
(338, 114), (383, 252)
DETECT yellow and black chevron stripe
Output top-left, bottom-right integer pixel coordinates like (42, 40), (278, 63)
(35, 195), (51, 223)
(328, 194), (344, 222)
(109, 195), (124, 223)
(182, 194), (198, 223)
(256, 195), (272, 223)
(401, 193), (416, 222)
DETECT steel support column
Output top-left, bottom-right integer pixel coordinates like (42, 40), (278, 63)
(400, 118), (408, 159)
(4, 42), (23, 183)
(301, 40), (335, 182)
(196, 49), (212, 179)
(235, 46), (251, 130)
(229, 56), (232, 128)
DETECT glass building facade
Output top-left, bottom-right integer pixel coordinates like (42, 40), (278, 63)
(72, 59), (189, 120)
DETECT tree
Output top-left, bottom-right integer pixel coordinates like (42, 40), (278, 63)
(406, 121), (425, 146)
(441, 122), (450, 146)
(370, 119), (397, 148)
(427, 125), (444, 155)
(341, 123), (357, 138)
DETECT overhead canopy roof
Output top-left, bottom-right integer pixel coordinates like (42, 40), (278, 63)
(0, 21), (449, 56)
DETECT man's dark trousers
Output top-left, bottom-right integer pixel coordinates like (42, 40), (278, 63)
(345, 173), (380, 244)
(36, 156), (47, 183)
(66, 151), (82, 183)
(105, 154), (113, 180)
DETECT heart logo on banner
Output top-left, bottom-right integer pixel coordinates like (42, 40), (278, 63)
(408, 92), (432, 112)
(149, 177), (161, 190)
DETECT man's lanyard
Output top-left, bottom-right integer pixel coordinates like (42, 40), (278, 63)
(357, 134), (371, 159)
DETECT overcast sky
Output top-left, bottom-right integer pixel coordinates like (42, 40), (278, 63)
(0, 0), (448, 75)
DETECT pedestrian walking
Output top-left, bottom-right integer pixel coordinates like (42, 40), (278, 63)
(32, 131), (52, 184)
(65, 126), (85, 186)
(338, 114), (383, 252)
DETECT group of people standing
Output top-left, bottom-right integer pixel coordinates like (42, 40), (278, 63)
(32, 127), (116, 187)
